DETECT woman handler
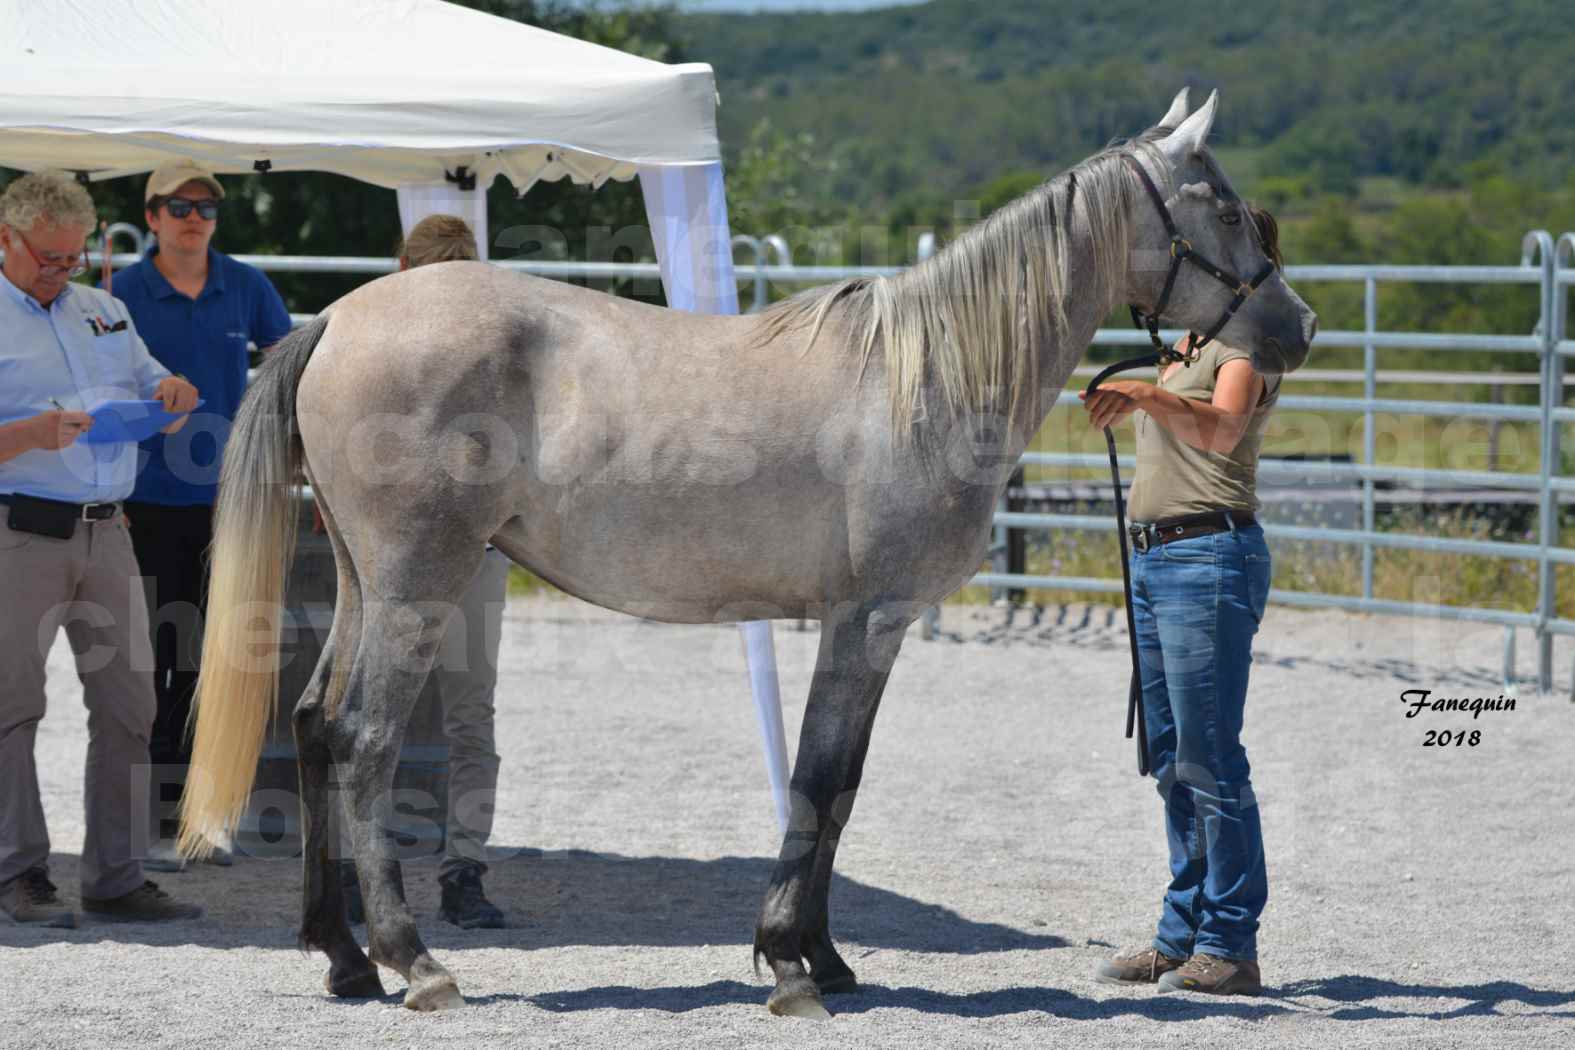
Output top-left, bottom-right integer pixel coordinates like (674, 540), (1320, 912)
(1081, 206), (1286, 996)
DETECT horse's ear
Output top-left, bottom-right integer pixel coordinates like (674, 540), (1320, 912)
(1159, 89), (1218, 163)
(1157, 87), (1190, 131)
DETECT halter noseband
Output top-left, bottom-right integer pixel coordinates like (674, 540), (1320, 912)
(1123, 155), (1277, 366)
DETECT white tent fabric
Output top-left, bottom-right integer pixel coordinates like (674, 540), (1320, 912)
(0, 0), (721, 191)
(639, 163), (791, 832)
(0, 0), (790, 830)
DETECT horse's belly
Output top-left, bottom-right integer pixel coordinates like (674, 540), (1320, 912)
(492, 490), (847, 624)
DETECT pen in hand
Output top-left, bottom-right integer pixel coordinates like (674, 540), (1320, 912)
(45, 398), (91, 442)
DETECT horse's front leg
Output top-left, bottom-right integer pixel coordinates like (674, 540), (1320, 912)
(754, 600), (911, 1019)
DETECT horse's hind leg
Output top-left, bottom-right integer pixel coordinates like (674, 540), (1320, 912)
(334, 546), (484, 1012)
(296, 684), (383, 997)
(754, 600), (911, 1019)
(293, 491), (383, 998)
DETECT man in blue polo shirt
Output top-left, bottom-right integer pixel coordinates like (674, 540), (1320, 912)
(0, 170), (202, 926)
(110, 160), (292, 868)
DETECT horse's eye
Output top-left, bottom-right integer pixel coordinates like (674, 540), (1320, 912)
(1220, 212), (1242, 226)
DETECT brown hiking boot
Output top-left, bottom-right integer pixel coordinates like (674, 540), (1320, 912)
(1094, 946), (1186, 985)
(0, 867), (76, 928)
(81, 880), (203, 923)
(1157, 952), (1263, 995)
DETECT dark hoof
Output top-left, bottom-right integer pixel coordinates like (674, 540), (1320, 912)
(814, 969), (859, 996)
(326, 964), (386, 999)
(767, 974), (831, 1020)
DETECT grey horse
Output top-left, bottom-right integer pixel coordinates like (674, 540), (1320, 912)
(179, 89), (1315, 1017)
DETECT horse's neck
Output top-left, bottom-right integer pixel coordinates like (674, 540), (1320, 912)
(1012, 219), (1113, 454)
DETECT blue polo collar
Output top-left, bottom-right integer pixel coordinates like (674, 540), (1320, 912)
(141, 245), (226, 301)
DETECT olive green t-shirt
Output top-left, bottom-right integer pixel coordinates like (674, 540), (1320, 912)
(1126, 342), (1281, 524)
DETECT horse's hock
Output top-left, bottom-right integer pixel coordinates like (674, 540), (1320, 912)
(235, 498), (451, 859)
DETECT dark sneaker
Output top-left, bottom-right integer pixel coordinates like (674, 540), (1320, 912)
(142, 843), (187, 874)
(439, 867), (505, 929)
(0, 867), (76, 928)
(144, 836), (230, 872)
(81, 880), (203, 923)
(1157, 952), (1263, 995)
(1094, 946), (1186, 985)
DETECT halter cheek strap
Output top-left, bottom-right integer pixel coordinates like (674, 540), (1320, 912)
(1123, 156), (1277, 366)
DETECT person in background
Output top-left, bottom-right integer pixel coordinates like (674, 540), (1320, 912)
(337, 214), (509, 929)
(109, 159), (293, 870)
(1081, 205), (1289, 996)
(0, 170), (202, 926)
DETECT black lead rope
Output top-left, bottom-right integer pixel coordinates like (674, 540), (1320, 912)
(1085, 353), (1160, 776)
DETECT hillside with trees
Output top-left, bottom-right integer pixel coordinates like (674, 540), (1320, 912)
(686, 0), (1574, 200)
(683, 0), (1575, 368)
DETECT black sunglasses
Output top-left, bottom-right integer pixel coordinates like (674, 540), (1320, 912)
(163, 197), (219, 220)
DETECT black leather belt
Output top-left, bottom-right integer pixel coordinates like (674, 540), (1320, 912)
(0, 494), (121, 521)
(1128, 510), (1256, 554)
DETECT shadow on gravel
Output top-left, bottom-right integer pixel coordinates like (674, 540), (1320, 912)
(1, 852), (1066, 958)
(457, 851), (1068, 955)
(1277, 975), (1575, 1020)
(930, 604), (1504, 690)
(515, 979), (1298, 1020)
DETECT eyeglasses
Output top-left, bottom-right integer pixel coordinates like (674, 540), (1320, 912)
(5, 227), (87, 278)
(163, 197), (219, 220)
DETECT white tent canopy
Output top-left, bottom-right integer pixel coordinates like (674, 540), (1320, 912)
(0, 0), (790, 831)
(0, 0), (721, 191)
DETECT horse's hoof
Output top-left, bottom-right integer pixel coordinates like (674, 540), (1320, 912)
(325, 964), (386, 999)
(767, 976), (831, 1020)
(403, 975), (464, 1012)
(773, 996), (833, 1020)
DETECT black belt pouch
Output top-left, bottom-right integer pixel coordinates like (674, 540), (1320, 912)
(6, 495), (79, 540)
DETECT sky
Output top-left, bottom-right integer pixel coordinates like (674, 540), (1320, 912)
(585, 1), (928, 11)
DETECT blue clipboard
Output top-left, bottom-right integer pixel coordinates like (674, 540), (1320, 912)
(80, 399), (205, 445)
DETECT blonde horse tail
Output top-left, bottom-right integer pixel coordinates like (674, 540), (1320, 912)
(177, 315), (331, 859)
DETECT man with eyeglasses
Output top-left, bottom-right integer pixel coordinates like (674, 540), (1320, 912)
(108, 160), (292, 871)
(0, 169), (203, 927)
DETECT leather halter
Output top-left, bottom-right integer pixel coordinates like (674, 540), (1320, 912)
(1124, 155), (1277, 366)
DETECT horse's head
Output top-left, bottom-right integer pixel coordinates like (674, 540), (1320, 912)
(1125, 88), (1316, 374)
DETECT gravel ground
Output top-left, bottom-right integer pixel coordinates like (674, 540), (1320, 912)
(4, 596), (1573, 1049)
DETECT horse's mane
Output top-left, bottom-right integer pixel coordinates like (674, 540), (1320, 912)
(757, 136), (1172, 434)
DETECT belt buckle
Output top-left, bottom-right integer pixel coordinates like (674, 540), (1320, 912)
(1128, 525), (1150, 554)
(81, 502), (111, 522)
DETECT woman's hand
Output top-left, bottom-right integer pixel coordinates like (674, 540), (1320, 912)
(1079, 381), (1150, 429)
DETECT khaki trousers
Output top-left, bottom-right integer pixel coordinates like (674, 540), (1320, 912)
(0, 512), (155, 899)
(434, 548), (508, 878)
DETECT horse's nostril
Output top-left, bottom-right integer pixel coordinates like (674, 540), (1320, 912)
(1304, 313), (1319, 343)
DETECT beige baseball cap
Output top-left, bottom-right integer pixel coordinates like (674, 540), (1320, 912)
(144, 159), (225, 202)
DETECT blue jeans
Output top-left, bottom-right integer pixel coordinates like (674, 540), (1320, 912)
(1130, 519), (1271, 961)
